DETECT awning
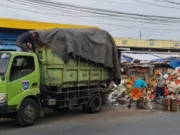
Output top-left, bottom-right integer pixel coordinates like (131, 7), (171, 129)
(121, 53), (161, 61)
(152, 54), (180, 59)
(121, 53), (180, 62)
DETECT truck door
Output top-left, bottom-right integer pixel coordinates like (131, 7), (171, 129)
(7, 55), (39, 102)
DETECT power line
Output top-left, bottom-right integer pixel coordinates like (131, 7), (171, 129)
(0, 3), (58, 16)
(160, 0), (180, 5)
(3, 0), (180, 40)
(7, 0), (180, 24)
(90, 0), (158, 7)
(3, 0), (180, 32)
(73, 15), (180, 28)
(35, 0), (180, 24)
(23, 0), (180, 19)
(93, 0), (180, 9)
(0, 2), (158, 25)
(0, 3), (148, 27)
(3, 0), (180, 30)
(0, 4), (118, 27)
(147, 29), (180, 39)
(133, 0), (180, 9)
(109, 20), (153, 32)
(27, 0), (180, 27)
(110, 27), (180, 32)
(4, 0), (180, 22)
(5, 0), (180, 25)
(8, 0), (105, 17)
(4, 0), (107, 17)
(5, 0), (163, 22)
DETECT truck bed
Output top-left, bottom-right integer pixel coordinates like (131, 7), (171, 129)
(36, 47), (110, 88)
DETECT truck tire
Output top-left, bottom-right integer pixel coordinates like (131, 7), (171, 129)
(90, 93), (102, 113)
(16, 98), (38, 127)
(84, 93), (102, 113)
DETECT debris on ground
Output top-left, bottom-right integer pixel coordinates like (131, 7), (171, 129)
(107, 67), (180, 112)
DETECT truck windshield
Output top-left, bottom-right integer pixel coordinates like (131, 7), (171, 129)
(0, 53), (11, 76)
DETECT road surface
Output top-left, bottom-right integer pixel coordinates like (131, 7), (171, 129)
(0, 107), (180, 135)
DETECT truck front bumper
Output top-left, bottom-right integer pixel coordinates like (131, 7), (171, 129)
(0, 103), (8, 114)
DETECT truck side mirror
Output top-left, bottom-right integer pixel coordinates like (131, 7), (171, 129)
(1, 76), (5, 81)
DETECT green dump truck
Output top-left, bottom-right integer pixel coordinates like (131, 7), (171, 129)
(0, 28), (120, 127)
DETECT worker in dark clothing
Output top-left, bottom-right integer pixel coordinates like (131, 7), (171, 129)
(16, 32), (39, 52)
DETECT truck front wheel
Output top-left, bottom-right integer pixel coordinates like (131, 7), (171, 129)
(16, 98), (38, 127)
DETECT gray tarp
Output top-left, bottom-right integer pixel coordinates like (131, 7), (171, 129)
(35, 28), (120, 81)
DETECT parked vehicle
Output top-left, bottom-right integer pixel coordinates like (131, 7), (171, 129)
(0, 29), (120, 127)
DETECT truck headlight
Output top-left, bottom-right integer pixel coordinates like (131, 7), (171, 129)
(0, 93), (7, 104)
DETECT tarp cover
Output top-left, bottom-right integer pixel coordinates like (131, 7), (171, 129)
(35, 28), (120, 80)
(169, 59), (180, 68)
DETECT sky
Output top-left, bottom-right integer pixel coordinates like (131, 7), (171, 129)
(1, 0), (180, 40)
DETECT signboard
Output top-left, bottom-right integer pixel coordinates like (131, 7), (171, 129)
(114, 37), (180, 49)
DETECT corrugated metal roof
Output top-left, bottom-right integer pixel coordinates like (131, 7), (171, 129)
(152, 54), (180, 58)
(122, 53), (180, 61)
(122, 53), (160, 61)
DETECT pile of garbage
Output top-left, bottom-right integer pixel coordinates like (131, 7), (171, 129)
(164, 68), (180, 100)
(107, 81), (130, 106)
(107, 67), (180, 111)
(107, 75), (134, 107)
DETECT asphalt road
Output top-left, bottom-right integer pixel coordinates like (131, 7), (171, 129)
(1, 107), (180, 135)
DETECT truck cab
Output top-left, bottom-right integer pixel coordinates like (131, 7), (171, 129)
(0, 51), (40, 126)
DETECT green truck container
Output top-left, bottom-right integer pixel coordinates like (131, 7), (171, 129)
(38, 47), (110, 88)
(0, 47), (115, 127)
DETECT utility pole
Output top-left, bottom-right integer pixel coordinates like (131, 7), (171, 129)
(140, 30), (142, 39)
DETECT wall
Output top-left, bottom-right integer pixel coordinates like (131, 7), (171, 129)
(0, 28), (27, 45)
(1, 18), (180, 49)
(0, 18), (97, 46)
(114, 37), (180, 49)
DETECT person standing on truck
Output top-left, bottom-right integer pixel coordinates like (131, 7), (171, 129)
(16, 32), (39, 52)
(128, 76), (147, 109)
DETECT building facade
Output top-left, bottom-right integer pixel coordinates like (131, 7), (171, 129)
(0, 18), (96, 48)
(1, 18), (180, 50)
